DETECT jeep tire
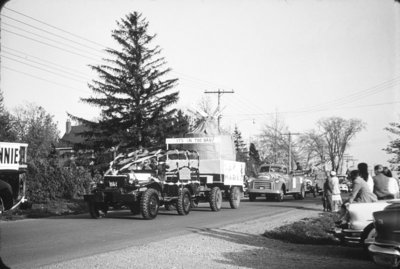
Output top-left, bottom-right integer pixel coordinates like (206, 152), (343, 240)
(177, 188), (191, 215)
(229, 186), (241, 209)
(88, 202), (106, 219)
(209, 186), (222, 211)
(141, 188), (159, 220)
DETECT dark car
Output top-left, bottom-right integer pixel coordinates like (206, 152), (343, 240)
(368, 200), (400, 268)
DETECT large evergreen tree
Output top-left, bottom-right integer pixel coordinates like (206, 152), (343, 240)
(71, 12), (183, 150)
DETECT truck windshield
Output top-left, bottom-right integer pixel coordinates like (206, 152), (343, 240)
(259, 166), (285, 173)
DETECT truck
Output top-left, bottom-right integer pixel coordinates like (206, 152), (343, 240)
(246, 163), (307, 202)
(166, 135), (246, 211)
(84, 148), (201, 219)
(0, 142), (28, 214)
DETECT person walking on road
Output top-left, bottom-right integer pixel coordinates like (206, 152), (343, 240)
(330, 171), (342, 212)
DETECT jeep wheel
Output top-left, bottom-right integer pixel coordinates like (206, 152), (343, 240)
(88, 202), (106, 219)
(249, 193), (256, 201)
(141, 188), (159, 220)
(209, 186), (222, 211)
(177, 188), (191, 215)
(229, 186), (241, 209)
(276, 188), (284, 202)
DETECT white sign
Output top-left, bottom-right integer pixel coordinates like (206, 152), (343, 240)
(166, 137), (221, 144)
(0, 142), (28, 170)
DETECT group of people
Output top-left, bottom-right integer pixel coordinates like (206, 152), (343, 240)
(322, 162), (400, 213)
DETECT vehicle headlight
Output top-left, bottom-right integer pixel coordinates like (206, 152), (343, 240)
(128, 173), (138, 185)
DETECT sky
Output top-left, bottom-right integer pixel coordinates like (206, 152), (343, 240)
(1, 0), (399, 169)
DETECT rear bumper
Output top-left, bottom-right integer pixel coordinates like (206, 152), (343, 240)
(369, 244), (400, 268)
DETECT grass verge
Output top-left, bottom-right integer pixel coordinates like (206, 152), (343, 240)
(264, 212), (340, 245)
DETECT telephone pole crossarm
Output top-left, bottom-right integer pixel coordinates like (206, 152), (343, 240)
(204, 89), (234, 130)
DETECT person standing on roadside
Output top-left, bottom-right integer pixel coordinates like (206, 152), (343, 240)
(322, 173), (333, 212)
(330, 171), (342, 212)
(358, 162), (374, 192)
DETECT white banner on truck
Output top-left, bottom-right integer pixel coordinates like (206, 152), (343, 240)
(0, 142), (27, 170)
(166, 137), (221, 144)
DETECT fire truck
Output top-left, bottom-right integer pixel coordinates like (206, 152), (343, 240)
(0, 142), (28, 214)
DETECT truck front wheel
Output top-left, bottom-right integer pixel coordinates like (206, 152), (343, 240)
(209, 187), (222, 211)
(177, 188), (191, 215)
(141, 188), (159, 220)
(229, 186), (241, 209)
(276, 188), (284, 202)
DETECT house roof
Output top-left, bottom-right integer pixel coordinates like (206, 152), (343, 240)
(60, 125), (91, 145)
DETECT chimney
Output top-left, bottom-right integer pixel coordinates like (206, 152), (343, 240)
(66, 119), (72, 134)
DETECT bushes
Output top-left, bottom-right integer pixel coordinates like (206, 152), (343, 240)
(26, 158), (92, 204)
(264, 213), (339, 245)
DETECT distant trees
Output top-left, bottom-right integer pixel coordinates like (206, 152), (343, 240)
(384, 120), (400, 170)
(232, 125), (248, 162)
(0, 90), (16, 141)
(301, 117), (365, 172)
(71, 12), (187, 151)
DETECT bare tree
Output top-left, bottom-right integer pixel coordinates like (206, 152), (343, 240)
(317, 117), (365, 172)
(256, 113), (294, 165)
(298, 130), (328, 171)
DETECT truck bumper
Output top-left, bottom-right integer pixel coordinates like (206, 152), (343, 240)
(248, 189), (280, 195)
(84, 191), (138, 204)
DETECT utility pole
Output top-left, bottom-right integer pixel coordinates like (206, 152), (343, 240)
(205, 89), (234, 130)
(282, 132), (301, 172)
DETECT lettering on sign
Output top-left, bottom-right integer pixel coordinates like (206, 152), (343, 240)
(0, 142), (28, 170)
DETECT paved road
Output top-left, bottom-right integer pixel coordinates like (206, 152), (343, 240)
(0, 196), (322, 268)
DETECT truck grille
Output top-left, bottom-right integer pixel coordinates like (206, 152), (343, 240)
(104, 175), (127, 188)
(254, 181), (272, 190)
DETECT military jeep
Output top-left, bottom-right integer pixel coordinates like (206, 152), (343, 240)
(84, 149), (200, 220)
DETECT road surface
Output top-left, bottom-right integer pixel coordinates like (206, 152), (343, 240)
(1, 196), (322, 268)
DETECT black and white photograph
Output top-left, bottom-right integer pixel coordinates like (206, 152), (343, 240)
(0, 0), (399, 268)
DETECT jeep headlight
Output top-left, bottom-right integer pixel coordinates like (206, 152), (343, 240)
(128, 173), (138, 185)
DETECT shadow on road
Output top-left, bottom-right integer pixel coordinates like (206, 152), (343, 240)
(187, 227), (380, 269)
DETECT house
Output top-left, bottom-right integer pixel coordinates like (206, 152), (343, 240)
(56, 120), (94, 166)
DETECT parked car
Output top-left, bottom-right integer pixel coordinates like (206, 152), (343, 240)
(333, 200), (391, 249)
(368, 200), (400, 268)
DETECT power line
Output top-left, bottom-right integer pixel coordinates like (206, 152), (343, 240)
(1, 28), (101, 62)
(3, 7), (107, 48)
(1, 54), (88, 83)
(1, 50), (90, 81)
(2, 65), (90, 94)
(1, 15), (106, 53)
